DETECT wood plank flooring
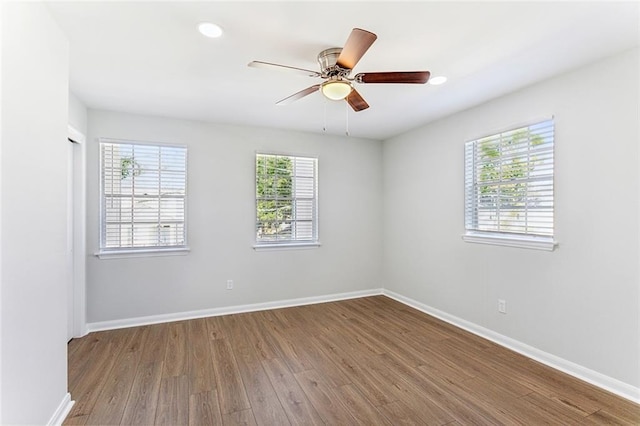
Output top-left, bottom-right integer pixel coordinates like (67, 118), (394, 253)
(65, 296), (640, 425)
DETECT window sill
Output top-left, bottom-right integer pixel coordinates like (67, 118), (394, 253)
(462, 233), (557, 251)
(253, 242), (321, 251)
(95, 247), (191, 259)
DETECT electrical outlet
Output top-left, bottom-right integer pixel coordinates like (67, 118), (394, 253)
(226, 279), (234, 290)
(498, 299), (507, 314)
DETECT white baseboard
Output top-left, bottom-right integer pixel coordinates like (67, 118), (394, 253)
(47, 393), (74, 426)
(382, 289), (640, 404)
(87, 288), (384, 332)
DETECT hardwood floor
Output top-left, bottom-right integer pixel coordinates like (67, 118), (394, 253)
(66, 296), (640, 425)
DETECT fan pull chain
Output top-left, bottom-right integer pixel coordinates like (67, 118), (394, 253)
(323, 99), (327, 132)
(345, 102), (350, 137)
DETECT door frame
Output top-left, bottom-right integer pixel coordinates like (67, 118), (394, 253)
(68, 124), (86, 338)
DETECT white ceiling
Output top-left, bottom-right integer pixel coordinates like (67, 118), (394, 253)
(47, 1), (639, 140)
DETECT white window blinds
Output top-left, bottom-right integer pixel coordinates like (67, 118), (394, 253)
(256, 153), (318, 244)
(464, 119), (554, 239)
(100, 140), (187, 251)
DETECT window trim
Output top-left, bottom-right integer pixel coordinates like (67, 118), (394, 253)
(98, 138), (189, 258)
(254, 151), (319, 249)
(95, 246), (191, 259)
(462, 232), (557, 251)
(463, 118), (557, 251)
(252, 242), (321, 251)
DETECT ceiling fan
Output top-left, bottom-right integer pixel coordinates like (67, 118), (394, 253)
(248, 28), (430, 112)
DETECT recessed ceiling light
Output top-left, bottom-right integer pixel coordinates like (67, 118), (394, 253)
(429, 76), (447, 85)
(198, 22), (223, 38)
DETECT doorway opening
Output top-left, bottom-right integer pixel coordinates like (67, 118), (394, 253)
(67, 125), (86, 341)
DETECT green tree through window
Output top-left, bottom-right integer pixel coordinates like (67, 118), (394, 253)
(465, 120), (554, 238)
(256, 153), (317, 244)
(478, 129), (544, 214)
(256, 155), (293, 238)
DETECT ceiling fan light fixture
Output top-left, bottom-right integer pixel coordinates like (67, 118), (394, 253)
(321, 80), (353, 101)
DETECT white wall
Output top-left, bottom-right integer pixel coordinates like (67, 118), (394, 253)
(383, 48), (640, 390)
(1, 2), (70, 424)
(86, 110), (383, 323)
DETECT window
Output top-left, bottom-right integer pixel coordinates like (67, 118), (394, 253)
(99, 139), (188, 256)
(464, 119), (556, 250)
(255, 153), (318, 248)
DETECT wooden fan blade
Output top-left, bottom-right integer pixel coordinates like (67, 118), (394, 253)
(346, 88), (369, 112)
(248, 61), (321, 78)
(336, 28), (377, 70)
(276, 85), (321, 105)
(356, 71), (431, 84)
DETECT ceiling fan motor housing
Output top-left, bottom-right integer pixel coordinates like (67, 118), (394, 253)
(317, 48), (351, 77)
